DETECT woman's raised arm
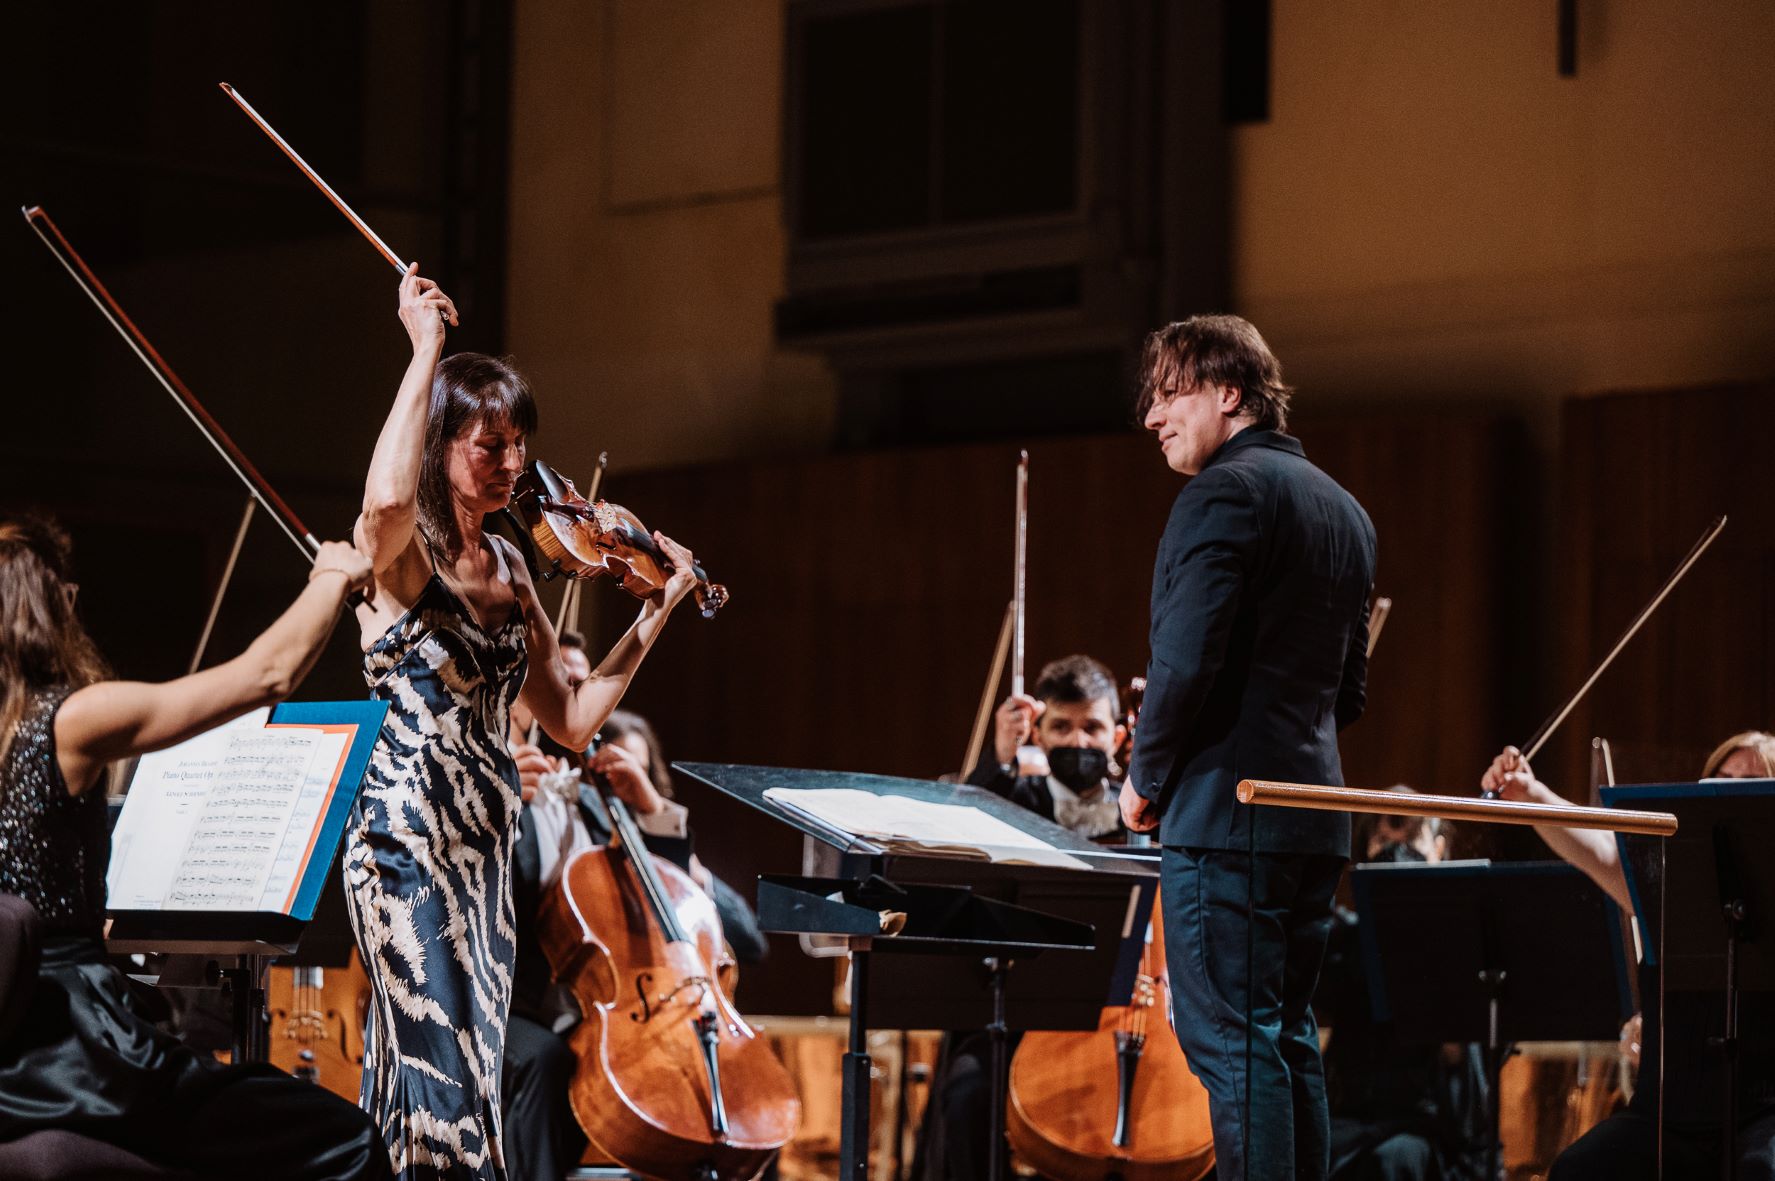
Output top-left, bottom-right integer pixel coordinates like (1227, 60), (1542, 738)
(355, 265), (458, 575)
(517, 533), (700, 751)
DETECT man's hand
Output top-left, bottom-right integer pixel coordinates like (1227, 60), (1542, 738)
(1119, 779), (1159, 833)
(511, 741), (553, 804)
(992, 693), (1044, 765)
(589, 741), (666, 816)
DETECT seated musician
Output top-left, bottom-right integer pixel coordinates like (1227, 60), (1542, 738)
(968, 654), (1129, 842)
(1318, 794), (1491, 1181)
(0, 514), (389, 1179)
(501, 633), (764, 1181)
(1482, 732), (1775, 1180)
(915, 655), (1129, 1181)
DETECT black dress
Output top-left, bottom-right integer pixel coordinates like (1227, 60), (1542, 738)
(0, 686), (389, 1180)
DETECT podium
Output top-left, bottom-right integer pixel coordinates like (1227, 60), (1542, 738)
(105, 701), (385, 1063)
(675, 763), (1158, 1181)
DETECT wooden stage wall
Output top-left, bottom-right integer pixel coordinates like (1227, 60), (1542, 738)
(1550, 380), (1775, 796)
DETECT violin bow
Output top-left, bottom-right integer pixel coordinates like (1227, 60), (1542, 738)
(552, 454), (607, 640)
(188, 497), (258, 675)
(1011, 450), (1030, 698)
(1484, 515), (1727, 797)
(1365, 596), (1392, 660)
(219, 83), (410, 275)
(23, 206), (324, 564)
(960, 601), (1016, 778)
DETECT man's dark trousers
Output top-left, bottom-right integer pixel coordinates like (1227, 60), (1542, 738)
(1163, 846), (1345, 1181)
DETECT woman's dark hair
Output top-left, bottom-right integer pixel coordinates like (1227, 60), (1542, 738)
(418, 352), (537, 560)
(0, 515), (109, 768)
(599, 710), (675, 800)
(1136, 314), (1293, 432)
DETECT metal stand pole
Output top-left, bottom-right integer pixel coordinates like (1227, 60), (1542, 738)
(840, 946), (874, 1181)
(224, 953), (271, 1064)
(985, 957), (1013, 1181)
(1479, 966), (1508, 1181)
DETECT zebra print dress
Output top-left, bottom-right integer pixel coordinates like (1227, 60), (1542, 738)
(344, 568), (527, 1180)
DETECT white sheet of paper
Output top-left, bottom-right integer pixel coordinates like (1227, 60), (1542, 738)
(108, 710), (348, 913)
(762, 786), (1089, 869)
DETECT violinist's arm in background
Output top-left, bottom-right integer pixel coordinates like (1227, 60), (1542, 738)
(512, 532), (699, 752)
(354, 265), (459, 606)
(1481, 746), (1633, 912)
(55, 544), (374, 797)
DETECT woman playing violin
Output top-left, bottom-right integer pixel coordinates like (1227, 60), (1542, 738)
(344, 265), (700, 1181)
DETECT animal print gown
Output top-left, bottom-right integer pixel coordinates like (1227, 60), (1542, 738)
(344, 567), (527, 1180)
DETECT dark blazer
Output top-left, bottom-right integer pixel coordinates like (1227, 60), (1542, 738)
(510, 787), (768, 1023)
(1127, 428), (1375, 857)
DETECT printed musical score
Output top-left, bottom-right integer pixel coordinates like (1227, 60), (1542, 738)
(109, 709), (351, 913)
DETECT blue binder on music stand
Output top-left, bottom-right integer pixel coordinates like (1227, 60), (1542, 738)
(106, 700), (386, 954)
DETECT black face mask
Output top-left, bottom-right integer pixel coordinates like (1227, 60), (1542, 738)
(1047, 747), (1110, 792)
(1369, 841), (1428, 865)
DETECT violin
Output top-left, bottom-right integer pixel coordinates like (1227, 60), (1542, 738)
(513, 460), (729, 619)
(1007, 893), (1214, 1180)
(536, 754), (799, 1179)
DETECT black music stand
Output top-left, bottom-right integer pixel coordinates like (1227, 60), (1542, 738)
(676, 763), (1158, 1181)
(1604, 780), (1775, 1180)
(1351, 860), (1634, 1181)
(106, 701), (384, 1064)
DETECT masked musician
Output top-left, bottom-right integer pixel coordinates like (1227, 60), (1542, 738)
(0, 513), (388, 1179)
(345, 268), (700, 1180)
(969, 654), (1130, 842)
(1120, 315), (1376, 1181)
(1483, 734), (1775, 1180)
(500, 642), (764, 1181)
(911, 656), (1130, 1180)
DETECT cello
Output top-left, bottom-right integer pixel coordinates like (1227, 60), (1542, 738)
(1007, 898), (1215, 1180)
(536, 752), (800, 1180)
(1005, 677), (1215, 1180)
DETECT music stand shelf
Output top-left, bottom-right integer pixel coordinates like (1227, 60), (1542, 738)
(105, 700), (385, 1064)
(676, 763), (1157, 1181)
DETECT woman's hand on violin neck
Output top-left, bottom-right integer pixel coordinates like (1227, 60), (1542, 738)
(650, 531), (699, 607)
(398, 262), (458, 353)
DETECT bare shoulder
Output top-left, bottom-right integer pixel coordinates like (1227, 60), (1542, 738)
(357, 533), (434, 647)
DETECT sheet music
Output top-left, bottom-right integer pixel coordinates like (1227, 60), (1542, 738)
(763, 787), (1089, 870)
(108, 709), (351, 913)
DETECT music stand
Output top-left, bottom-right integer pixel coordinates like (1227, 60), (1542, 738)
(106, 700), (385, 1063)
(676, 763), (1158, 1181)
(1352, 859), (1633, 1181)
(1604, 779), (1775, 1180)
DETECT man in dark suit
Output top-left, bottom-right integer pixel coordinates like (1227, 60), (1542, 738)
(1120, 315), (1376, 1181)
